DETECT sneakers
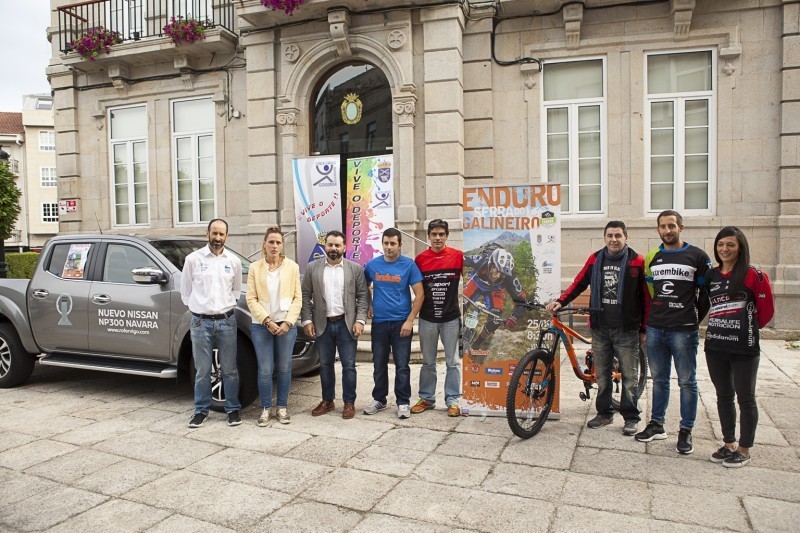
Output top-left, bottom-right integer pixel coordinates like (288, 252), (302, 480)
(276, 407), (291, 424)
(188, 413), (207, 428)
(410, 399), (435, 414)
(363, 400), (387, 415)
(227, 410), (242, 427)
(257, 408), (272, 427)
(587, 414), (614, 429)
(676, 428), (694, 454)
(723, 450), (751, 468)
(397, 404), (411, 419)
(635, 421), (667, 442)
(623, 420), (639, 436)
(710, 445), (736, 464)
(447, 404), (462, 417)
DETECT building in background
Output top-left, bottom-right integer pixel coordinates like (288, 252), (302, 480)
(0, 112), (26, 249)
(44, 0), (800, 330)
(22, 94), (59, 248)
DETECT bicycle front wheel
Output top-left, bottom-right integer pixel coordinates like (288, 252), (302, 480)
(506, 349), (556, 439)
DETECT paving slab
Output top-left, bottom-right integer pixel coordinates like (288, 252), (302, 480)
(0, 483), (107, 531)
(551, 505), (652, 533)
(345, 443), (430, 476)
(273, 412), (395, 442)
(651, 482), (750, 531)
(24, 448), (123, 483)
(374, 426), (447, 452)
(351, 513), (473, 533)
(284, 435), (370, 466)
(189, 447), (331, 495)
(742, 495), (800, 532)
(455, 488), (555, 532)
(413, 453), (493, 488)
(73, 458), (172, 497)
(481, 462), (567, 502)
(0, 431), (37, 453)
(301, 467), (400, 511)
(187, 421), (311, 455)
(0, 439), (77, 471)
(146, 514), (235, 533)
(124, 470), (290, 529)
(560, 472), (651, 517)
(435, 431), (508, 461)
(249, 500), (363, 532)
(47, 499), (171, 532)
(93, 429), (222, 469)
(373, 479), (470, 526)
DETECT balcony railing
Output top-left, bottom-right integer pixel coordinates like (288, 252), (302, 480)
(57, 0), (236, 53)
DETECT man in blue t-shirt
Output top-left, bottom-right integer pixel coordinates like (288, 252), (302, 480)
(363, 228), (424, 419)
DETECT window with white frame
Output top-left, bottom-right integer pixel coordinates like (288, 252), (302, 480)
(646, 50), (714, 213)
(542, 59), (605, 214)
(172, 98), (215, 224)
(41, 167), (57, 187)
(42, 203), (58, 223)
(39, 130), (55, 151)
(109, 105), (149, 226)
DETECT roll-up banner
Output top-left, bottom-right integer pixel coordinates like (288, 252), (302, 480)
(345, 155), (395, 266)
(460, 184), (562, 416)
(292, 156), (343, 274)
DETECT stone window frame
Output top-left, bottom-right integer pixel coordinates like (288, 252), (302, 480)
(644, 48), (716, 216)
(42, 202), (59, 223)
(39, 130), (56, 152)
(108, 103), (150, 227)
(40, 166), (58, 188)
(170, 96), (216, 226)
(540, 56), (607, 216)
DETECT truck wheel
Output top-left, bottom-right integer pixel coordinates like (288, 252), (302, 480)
(190, 337), (258, 413)
(0, 323), (36, 388)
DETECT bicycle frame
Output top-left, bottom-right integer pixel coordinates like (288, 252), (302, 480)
(537, 314), (600, 384)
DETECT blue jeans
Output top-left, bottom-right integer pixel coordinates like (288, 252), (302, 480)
(418, 317), (461, 406)
(371, 320), (411, 406)
(647, 326), (699, 429)
(316, 319), (358, 404)
(251, 323), (297, 409)
(592, 327), (641, 422)
(190, 314), (240, 415)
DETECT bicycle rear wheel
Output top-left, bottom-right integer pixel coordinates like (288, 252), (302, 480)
(610, 343), (648, 410)
(506, 349), (556, 439)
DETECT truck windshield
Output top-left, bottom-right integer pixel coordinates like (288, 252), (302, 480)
(150, 240), (251, 275)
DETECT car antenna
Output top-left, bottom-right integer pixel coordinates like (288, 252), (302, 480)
(94, 211), (103, 234)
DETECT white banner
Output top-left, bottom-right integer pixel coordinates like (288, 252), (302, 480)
(292, 156), (343, 274)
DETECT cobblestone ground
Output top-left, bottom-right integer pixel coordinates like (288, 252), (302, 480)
(1, 340), (798, 532)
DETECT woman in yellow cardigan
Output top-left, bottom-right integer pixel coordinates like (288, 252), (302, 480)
(246, 227), (302, 426)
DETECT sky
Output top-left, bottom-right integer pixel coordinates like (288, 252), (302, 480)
(0, 0), (53, 112)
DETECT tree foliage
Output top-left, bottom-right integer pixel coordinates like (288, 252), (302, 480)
(0, 162), (22, 241)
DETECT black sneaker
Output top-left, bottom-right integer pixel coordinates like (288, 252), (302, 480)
(587, 414), (614, 429)
(227, 410), (242, 427)
(188, 413), (207, 428)
(676, 428), (694, 454)
(710, 445), (735, 464)
(634, 421), (667, 442)
(723, 450), (751, 468)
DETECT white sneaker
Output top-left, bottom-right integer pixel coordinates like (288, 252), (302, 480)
(257, 408), (272, 427)
(397, 404), (411, 419)
(363, 400), (387, 415)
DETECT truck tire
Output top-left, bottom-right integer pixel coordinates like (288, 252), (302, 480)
(190, 336), (258, 413)
(0, 323), (36, 388)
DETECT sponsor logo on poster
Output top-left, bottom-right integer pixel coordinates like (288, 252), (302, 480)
(485, 381), (500, 388)
(485, 367), (502, 375)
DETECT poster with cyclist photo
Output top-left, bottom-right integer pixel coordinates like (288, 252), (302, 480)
(461, 184), (562, 416)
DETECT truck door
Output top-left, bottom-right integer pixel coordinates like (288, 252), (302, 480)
(88, 243), (173, 361)
(28, 242), (94, 352)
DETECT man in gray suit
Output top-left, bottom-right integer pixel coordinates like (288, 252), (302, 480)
(302, 230), (370, 419)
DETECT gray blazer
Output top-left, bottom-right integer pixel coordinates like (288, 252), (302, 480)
(301, 258), (369, 338)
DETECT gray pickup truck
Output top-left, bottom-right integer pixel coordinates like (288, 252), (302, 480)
(0, 234), (318, 410)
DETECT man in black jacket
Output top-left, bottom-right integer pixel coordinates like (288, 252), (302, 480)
(546, 221), (648, 435)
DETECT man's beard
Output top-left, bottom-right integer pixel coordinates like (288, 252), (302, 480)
(326, 250), (342, 261)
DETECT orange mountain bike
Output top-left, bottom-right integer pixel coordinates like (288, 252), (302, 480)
(505, 303), (647, 439)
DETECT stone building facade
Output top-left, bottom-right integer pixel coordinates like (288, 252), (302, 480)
(47, 0), (800, 330)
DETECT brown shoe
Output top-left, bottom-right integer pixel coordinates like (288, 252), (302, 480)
(342, 403), (355, 419)
(312, 400), (335, 416)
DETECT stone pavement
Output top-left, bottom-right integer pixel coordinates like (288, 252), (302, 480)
(1, 339), (799, 532)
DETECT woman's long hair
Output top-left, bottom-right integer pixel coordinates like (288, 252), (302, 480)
(713, 226), (751, 297)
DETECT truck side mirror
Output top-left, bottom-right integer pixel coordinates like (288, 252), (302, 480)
(132, 267), (168, 285)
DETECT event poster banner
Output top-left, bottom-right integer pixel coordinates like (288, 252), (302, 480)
(345, 155), (395, 266)
(461, 184), (562, 416)
(292, 156), (343, 274)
